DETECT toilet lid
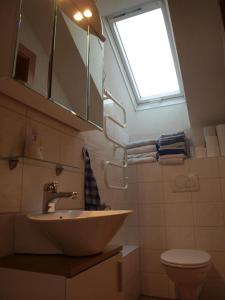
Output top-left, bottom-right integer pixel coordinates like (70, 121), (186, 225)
(161, 249), (211, 268)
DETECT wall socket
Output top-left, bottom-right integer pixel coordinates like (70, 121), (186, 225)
(172, 173), (199, 192)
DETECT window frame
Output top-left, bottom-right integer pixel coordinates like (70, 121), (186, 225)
(107, 0), (185, 107)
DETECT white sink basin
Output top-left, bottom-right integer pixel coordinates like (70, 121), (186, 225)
(27, 210), (132, 256)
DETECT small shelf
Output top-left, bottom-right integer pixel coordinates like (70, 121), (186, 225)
(0, 156), (82, 176)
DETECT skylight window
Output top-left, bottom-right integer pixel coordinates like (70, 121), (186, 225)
(108, 1), (184, 107)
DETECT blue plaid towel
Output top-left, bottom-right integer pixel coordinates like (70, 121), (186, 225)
(83, 148), (105, 210)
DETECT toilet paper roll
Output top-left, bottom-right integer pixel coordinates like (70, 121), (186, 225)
(203, 126), (216, 137)
(216, 124), (225, 156)
(190, 128), (205, 147)
(205, 136), (220, 157)
(194, 147), (207, 158)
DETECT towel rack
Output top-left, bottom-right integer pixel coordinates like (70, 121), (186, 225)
(103, 89), (128, 190)
(103, 89), (127, 148)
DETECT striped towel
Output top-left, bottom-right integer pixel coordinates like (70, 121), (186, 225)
(159, 142), (185, 150)
(158, 149), (186, 156)
(158, 132), (185, 146)
(83, 148), (105, 210)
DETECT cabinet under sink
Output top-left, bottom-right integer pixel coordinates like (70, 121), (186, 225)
(0, 246), (124, 300)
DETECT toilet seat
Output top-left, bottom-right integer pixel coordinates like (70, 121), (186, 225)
(161, 249), (211, 269)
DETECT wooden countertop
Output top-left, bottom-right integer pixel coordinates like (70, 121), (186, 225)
(0, 245), (122, 278)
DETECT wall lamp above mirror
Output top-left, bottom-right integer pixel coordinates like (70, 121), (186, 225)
(58, 0), (106, 42)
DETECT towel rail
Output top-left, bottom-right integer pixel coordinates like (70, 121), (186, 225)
(103, 89), (128, 190)
(103, 116), (125, 149)
(104, 161), (128, 190)
(103, 89), (127, 128)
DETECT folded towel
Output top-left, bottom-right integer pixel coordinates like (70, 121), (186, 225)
(126, 139), (156, 149)
(159, 142), (185, 150)
(158, 158), (184, 165)
(127, 145), (157, 155)
(158, 132), (185, 146)
(128, 157), (156, 165)
(160, 131), (185, 139)
(158, 137), (185, 146)
(158, 153), (186, 159)
(158, 149), (186, 156)
(128, 152), (157, 159)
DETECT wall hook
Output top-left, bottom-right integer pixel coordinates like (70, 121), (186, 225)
(8, 158), (19, 170)
(56, 165), (64, 176)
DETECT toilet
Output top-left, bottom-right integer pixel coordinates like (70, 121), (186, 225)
(160, 249), (211, 300)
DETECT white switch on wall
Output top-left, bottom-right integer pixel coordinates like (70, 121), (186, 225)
(172, 174), (199, 192)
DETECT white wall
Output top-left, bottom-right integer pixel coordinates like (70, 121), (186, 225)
(168, 0), (225, 127)
(128, 158), (225, 299)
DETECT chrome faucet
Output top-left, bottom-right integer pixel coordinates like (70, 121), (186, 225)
(43, 182), (78, 212)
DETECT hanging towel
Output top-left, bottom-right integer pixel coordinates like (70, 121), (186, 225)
(83, 148), (105, 210)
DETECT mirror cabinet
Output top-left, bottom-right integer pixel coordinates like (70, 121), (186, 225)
(14, 0), (55, 98)
(51, 9), (88, 120)
(88, 34), (104, 128)
(0, 0), (104, 130)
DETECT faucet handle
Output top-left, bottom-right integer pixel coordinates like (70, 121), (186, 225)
(44, 182), (58, 193)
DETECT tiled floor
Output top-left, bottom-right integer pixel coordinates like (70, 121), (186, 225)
(139, 297), (172, 300)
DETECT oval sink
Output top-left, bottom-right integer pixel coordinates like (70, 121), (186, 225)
(27, 210), (132, 256)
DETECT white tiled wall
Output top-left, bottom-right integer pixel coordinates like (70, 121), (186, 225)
(127, 158), (225, 299)
(0, 92), (135, 259)
(0, 92), (87, 256)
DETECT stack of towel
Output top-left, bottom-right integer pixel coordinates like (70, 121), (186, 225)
(126, 139), (157, 165)
(157, 132), (187, 165)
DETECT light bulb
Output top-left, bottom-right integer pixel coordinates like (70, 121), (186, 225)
(83, 9), (93, 18)
(73, 11), (83, 22)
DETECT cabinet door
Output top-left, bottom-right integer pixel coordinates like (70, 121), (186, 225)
(88, 34), (104, 128)
(51, 9), (88, 120)
(13, 0), (55, 97)
(66, 254), (124, 300)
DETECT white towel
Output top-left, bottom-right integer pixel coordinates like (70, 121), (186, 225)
(128, 157), (156, 165)
(127, 145), (157, 155)
(128, 152), (157, 159)
(158, 153), (186, 159)
(216, 124), (225, 156)
(126, 139), (155, 149)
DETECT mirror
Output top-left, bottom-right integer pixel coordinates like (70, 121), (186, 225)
(88, 33), (104, 128)
(51, 9), (88, 120)
(14, 0), (55, 97)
